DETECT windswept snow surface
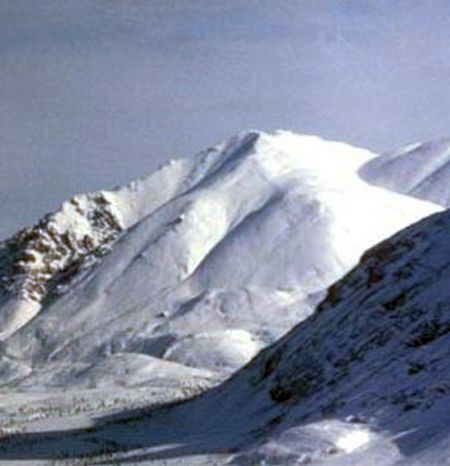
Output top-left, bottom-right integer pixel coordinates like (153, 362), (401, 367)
(0, 131), (441, 393)
(360, 138), (450, 206)
(2, 190), (450, 465)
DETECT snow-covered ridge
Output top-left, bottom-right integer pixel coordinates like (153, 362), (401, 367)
(0, 131), (262, 307)
(0, 136), (234, 325)
(360, 138), (450, 206)
(0, 151), (206, 340)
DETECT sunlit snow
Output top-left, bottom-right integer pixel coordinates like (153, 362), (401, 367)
(336, 429), (371, 453)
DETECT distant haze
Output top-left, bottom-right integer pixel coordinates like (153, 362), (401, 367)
(1, 0), (450, 239)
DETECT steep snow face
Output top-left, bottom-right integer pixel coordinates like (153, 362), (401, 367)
(0, 131), (441, 387)
(360, 138), (450, 206)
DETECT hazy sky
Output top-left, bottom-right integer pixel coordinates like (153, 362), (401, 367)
(1, 0), (450, 238)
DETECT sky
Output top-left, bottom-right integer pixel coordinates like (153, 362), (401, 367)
(1, 0), (450, 239)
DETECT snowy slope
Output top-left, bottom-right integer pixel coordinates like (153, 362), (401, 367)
(360, 138), (450, 206)
(0, 142), (231, 340)
(220, 207), (450, 465)
(0, 131), (441, 390)
(1, 189), (450, 465)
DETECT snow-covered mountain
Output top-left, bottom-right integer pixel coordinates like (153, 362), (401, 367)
(360, 138), (450, 206)
(1, 176), (450, 465)
(0, 131), (440, 391)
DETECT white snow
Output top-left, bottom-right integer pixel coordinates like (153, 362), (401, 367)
(360, 138), (450, 206)
(335, 428), (372, 453)
(163, 329), (264, 371)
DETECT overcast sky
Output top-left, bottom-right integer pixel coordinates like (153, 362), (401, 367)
(1, 0), (450, 238)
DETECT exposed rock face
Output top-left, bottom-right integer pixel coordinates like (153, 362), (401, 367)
(0, 193), (123, 305)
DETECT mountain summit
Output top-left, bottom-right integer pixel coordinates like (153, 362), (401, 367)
(0, 131), (440, 390)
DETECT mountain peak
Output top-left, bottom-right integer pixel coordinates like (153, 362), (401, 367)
(0, 131), (441, 384)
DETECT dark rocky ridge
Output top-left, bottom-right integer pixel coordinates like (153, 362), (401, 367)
(0, 193), (122, 305)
